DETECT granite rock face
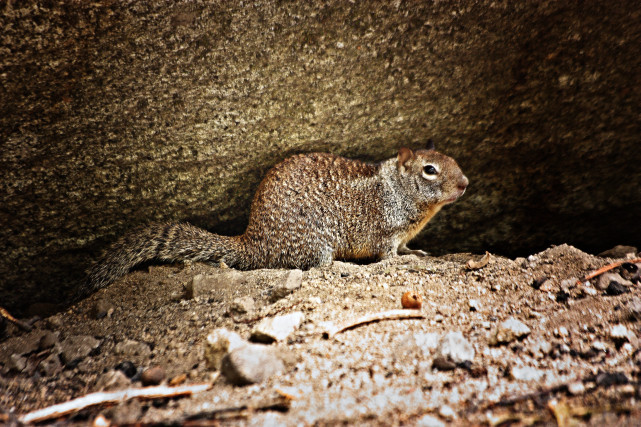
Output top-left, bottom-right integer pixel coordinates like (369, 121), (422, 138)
(1, 1), (640, 313)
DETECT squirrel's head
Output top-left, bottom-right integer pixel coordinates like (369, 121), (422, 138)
(396, 142), (468, 206)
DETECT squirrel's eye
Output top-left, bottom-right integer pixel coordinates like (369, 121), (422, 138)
(423, 165), (438, 175)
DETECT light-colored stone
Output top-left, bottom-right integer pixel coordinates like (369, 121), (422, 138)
(95, 369), (132, 391)
(435, 331), (475, 364)
(568, 381), (586, 395)
(220, 344), (285, 385)
(438, 404), (456, 420)
(597, 273), (632, 290)
(186, 271), (245, 299)
(229, 296), (255, 315)
(8, 354), (27, 372)
(415, 414), (446, 427)
(251, 311), (304, 343)
(60, 335), (101, 367)
(510, 366), (545, 381)
(489, 317), (531, 345)
(610, 324), (632, 342)
(270, 269), (303, 302)
(204, 328), (247, 370)
(114, 339), (151, 359)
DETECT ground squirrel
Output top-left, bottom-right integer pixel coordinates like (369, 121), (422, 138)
(84, 142), (468, 295)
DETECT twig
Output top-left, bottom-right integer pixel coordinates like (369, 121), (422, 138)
(0, 306), (32, 331)
(466, 251), (492, 270)
(323, 309), (426, 338)
(577, 258), (641, 285)
(19, 383), (212, 424)
(184, 394), (292, 423)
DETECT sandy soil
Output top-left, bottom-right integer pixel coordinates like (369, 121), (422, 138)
(2, 244), (641, 425)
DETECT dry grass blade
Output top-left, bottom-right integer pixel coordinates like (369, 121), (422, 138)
(19, 383), (212, 424)
(324, 309), (426, 338)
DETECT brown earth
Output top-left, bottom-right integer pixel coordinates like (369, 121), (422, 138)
(2, 244), (641, 425)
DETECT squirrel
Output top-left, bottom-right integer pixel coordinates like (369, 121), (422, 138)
(83, 141), (468, 296)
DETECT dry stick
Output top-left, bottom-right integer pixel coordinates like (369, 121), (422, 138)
(0, 306), (32, 331)
(19, 383), (212, 424)
(324, 309), (426, 338)
(577, 257), (641, 285)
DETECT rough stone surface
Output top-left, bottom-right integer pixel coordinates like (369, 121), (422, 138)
(510, 366), (546, 382)
(204, 328), (247, 371)
(59, 335), (101, 367)
(7, 354), (27, 373)
(220, 344), (285, 386)
(38, 353), (62, 377)
(141, 366), (165, 386)
(186, 272), (245, 299)
(229, 296), (256, 315)
(489, 317), (531, 346)
(434, 331), (475, 365)
(597, 273), (633, 291)
(114, 339), (151, 360)
(270, 270), (304, 302)
(251, 312), (305, 343)
(598, 246), (638, 258)
(2, 0), (641, 314)
(95, 369), (132, 391)
(415, 414), (446, 427)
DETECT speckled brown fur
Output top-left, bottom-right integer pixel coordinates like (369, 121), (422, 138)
(83, 146), (468, 296)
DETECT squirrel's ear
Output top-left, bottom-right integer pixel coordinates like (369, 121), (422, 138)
(426, 139), (435, 151)
(397, 147), (414, 170)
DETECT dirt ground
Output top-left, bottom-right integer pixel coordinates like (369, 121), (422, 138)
(2, 244), (641, 426)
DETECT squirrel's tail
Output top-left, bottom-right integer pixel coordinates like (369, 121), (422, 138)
(81, 222), (245, 298)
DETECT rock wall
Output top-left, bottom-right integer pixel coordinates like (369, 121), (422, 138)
(2, 0), (640, 314)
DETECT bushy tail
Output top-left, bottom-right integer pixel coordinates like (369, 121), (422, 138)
(81, 222), (244, 297)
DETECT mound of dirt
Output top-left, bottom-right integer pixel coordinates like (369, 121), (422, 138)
(2, 244), (641, 425)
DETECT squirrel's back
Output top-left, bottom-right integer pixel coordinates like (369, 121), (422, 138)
(82, 145), (467, 296)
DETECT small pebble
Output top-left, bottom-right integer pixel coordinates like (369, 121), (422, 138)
(435, 331), (475, 365)
(115, 361), (137, 378)
(401, 291), (423, 309)
(438, 404), (456, 420)
(141, 366), (165, 386)
(568, 381), (585, 395)
(610, 324), (630, 342)
(606, 281), (629, 296)
(415, 414), (446, 427)
(229, 296), (255, 315)
(468, 299), (481, 311)
(489, 317), (531, 345)
(251, 312), (304, 343)
(221, 344), (285, 386)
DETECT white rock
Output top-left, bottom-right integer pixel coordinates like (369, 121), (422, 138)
(204, 328), (247, 370)
(611, 324), (630, 341)
(468, 299), (481, 311)
(221, 344), (285, 385)
(251, 312), (304, 343)
(414, 332), (441, 352)
(510, 366), (545, 381)
(489, 317), (531, 345)
(438, 404), (456, 420)
(415, 414), (446, 427)
(568, 381), (586, 395)
(555, 326), (569, 337)
(270, 269), (303, 302)
(435, 331), (475, 364)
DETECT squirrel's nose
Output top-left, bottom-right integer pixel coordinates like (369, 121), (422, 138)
(458, 175), (469, 191)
